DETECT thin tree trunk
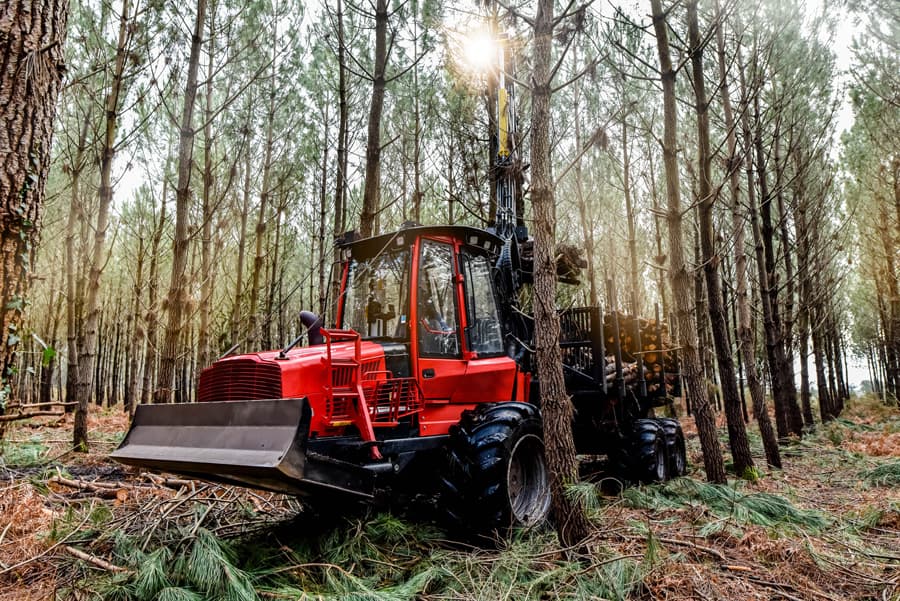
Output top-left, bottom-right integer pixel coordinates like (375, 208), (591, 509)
(75, 0), (131, 447)
(231, 120), (253, 345)
(125, 233), (144, 414)
(793, 150), (815, 428)
(359, 0), (388, 238)
(156, 0), (207, 404)
(648, 150), (668, 319)
(723, 24), (780, 467)
(197, 4), (216, 372)
(687, 0), (753, 475)
(318, 107), (330, 317)
(248, 30), (278, 349)
(531, 0), (590, 546)
(141, 183), (167, 406)
(573, 54), (598, 307)
(752, 88), (803, 438)
(651, 0), (726, 483)
(64, 112), (91, 409)
(328, 0), (349, 326)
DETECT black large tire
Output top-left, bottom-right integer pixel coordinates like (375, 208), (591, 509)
(632, 419), (670, 484)
(440, 402), (551, 533)
(658, 417), (687, 477)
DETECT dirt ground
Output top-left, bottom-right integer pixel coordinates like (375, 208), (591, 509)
(0, 397), (898, 600)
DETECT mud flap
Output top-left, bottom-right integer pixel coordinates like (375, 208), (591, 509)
(111, 398), (334, 496)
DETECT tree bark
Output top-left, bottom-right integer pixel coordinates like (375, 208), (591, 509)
(752, 89), (803, 438)
(721, 17), (780, 468)
(74, 0), (131, 449)
(125, 233), (145, 414)
(197, 4), (216, 372)
(0, 0), (68, 411)
(572, 48), (598, 308)
(359, 0), (388, 238)
(231, 135), (252, 345)
(531, 0), (591, 546)
(687, 0), (754, 476)
(248, 28), (278, 349)
(64, 111), (91, 410)
(317, 107), (330, 317)
(156, 0), (207, 404)
(651, 0), (726, 483)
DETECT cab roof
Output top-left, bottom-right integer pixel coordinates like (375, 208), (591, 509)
(339, 225), (505, 261)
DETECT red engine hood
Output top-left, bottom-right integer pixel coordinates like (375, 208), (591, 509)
(197, 341), (390, 436)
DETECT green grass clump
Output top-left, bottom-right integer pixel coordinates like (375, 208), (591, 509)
(85, 512), (647, 601)
(622, 478), (828, 533)
(864, 461), (900, 487)
(86, 528), (258, 601)
(0, 437), (48, 467)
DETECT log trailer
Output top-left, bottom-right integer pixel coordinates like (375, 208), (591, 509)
(111, 32), (686, 533)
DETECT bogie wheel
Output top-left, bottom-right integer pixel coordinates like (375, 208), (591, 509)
(657, 418), (687, 477)
(440, 402), (551, 534)
(632, 419), (670, 484)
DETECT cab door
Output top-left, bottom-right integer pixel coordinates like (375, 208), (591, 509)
(413, 238), (467, 405)
(454, 249), (520, 404)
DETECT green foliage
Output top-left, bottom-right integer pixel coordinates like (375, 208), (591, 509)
(864, 461), (900, 487)
(622, 479), (829, 533)
(0, 437), (48, 467)
(740, 466), (761, 483)
(182, 529), (257, 600)
(88, 512), (649, 601)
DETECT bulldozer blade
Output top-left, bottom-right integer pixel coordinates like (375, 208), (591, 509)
(111, 398), (318, 495)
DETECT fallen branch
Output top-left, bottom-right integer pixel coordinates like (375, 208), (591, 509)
(7, 402), (77, 410)
(0, 411), (63, 423)
(141, 472), (195, 489)
(656, 536), (727, 562)
(64, 545), (129, 573)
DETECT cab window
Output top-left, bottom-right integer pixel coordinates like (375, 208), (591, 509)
(342, 248), (410, 339)
(461, 251), (504, 356)
(417, 240), (459, 357)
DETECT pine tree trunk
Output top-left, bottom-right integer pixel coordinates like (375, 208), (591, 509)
(531, 0), (590, 546)
(752, 90), (803, 438)
(687, 0), (753, 475)
(359, 0), (388, 238)
(74, 0), (130, 447)
(792, 153), (816, 428)
(197, 5), (216, 372)
(64, 112), (91, 409)
(125, 235), (144, 414)
(1, 0), (68, 411)
(156, 0), (207, 404)
(651, 0), (726, 483)
(231, 126), (252, 345)
(334, 0), (348, 237)
(317, 108), (330, 317)
(248, 35), (278, 349)
(572, 55), (598, 308)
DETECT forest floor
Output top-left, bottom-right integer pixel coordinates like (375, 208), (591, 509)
(0, 395), (898, 601)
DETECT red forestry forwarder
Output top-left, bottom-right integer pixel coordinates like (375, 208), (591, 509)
(111, 39), (686, 533)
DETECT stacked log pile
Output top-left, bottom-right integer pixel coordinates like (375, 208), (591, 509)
(602, 311), (679, 397)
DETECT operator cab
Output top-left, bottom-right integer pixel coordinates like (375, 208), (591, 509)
(336, 226), (525, 415)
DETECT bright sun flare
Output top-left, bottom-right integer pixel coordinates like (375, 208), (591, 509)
(463, 28), (498, 73)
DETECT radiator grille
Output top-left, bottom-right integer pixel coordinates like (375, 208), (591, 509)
(198, 359), (282, 402)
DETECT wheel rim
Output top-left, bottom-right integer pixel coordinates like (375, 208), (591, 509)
(506, 434), (551, 527)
